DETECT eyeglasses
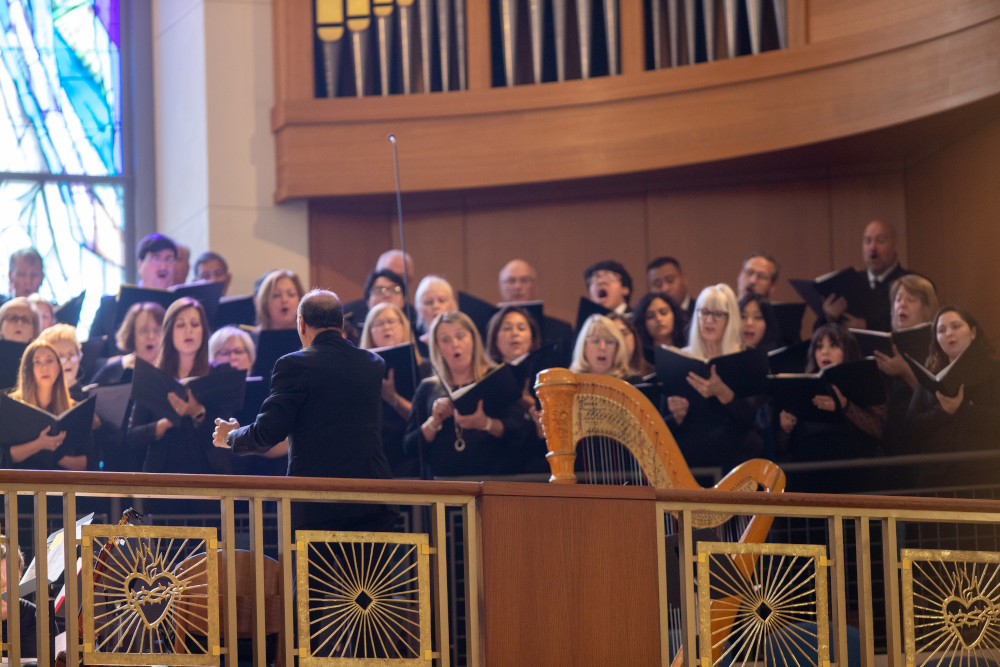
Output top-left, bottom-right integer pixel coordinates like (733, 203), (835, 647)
(372, 317), (401, 329)
(216, 347), (248, 358)
(587, 271), (621, 286)
(3, 314), (33, 325)
(698, 309), (729, 320)
(59, 354), (82, 364)
(370, 285), (403, 297)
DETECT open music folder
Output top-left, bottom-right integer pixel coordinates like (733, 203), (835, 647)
(0, 394), (96, 458)
(655, 346), (769, 401)
(768, 357), (884, 423)
(903, 339), (991, 398)
(131, 358), (247, 423)
(446, 364), (522, 416)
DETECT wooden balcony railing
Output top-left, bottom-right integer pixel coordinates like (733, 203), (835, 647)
(5, 467), (1000, 664)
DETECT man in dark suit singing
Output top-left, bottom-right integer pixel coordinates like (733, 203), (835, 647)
(213, 288), (396, 532)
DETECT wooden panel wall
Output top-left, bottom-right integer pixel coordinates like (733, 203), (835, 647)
(309, 168), (907, 329)
(905, 116), (1000, 343)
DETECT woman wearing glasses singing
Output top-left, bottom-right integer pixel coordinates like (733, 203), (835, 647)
(0, 297), (40, 344)
(666, 284), (760, 471)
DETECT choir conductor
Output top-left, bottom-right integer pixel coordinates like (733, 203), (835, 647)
(213, 289), (396, 532)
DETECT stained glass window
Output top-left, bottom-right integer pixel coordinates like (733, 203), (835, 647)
(1, 0), (125, 334)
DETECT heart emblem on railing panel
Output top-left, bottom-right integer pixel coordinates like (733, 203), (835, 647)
(942, 594), (994, 649)
(124, 571), (183, 629)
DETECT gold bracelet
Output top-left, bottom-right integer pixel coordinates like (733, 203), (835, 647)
(426, 417), (443, 433)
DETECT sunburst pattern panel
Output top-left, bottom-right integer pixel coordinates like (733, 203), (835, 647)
(697, 541), (829, 666)
(295, 530), (431, 664)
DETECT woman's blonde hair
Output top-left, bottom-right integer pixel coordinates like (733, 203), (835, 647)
(569, 314), (631, 378)
(208, 326), (257, 368)
(414, 275), (456, 330)
(12, 340), (72, 414)
(428, 311), (493, 388)
(687, 283), (743, 358)
(255, 269), (305, 330)
(0, 297), (41, 341)
(37, 323), (80, 353)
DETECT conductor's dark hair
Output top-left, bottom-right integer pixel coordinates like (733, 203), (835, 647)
(298, 289), (344, 330)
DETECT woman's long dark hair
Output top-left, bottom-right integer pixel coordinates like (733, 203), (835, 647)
(805, 323), (862, 373)
(485, 305), (541, 364)
(925, 306), (993, 373)
(156, 297), (210, 379)
(738, 293), (783, 352)
(632, 291), (686, 349)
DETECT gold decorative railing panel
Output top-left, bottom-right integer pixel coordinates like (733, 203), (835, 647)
(901, 548), (1000, 665)
(696, 540), (829, 666)
(80, 524), (219, 666)
(295, 530), (432, 664)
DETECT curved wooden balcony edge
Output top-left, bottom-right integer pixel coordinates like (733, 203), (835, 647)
(4, 470), (1000, 517)
(272, 8), (1000, 200)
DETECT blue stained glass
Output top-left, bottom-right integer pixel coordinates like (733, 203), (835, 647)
(1, 0), (125, 337)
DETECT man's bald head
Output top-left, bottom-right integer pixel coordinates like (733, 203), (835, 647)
(863, 220), (899, 275)
(498, 259), (537, 302)
(376, 250), (415, 284)
(297, 289), (344, 330)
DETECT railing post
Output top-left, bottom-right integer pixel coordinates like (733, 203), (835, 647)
(220, 495), (238, 666)
(882, 517), (902, 666)
(855, 516), (876, 665)
(33, 492), (49, 666)
(249, 496), (267, 664)
(432, 502), (451, 667)
(678, 509), (697, 666)
(462, 498), (481, 666)
(827, 515), (848, 666)
(277, 498), (295, 666)
(5, 492), (22, 663)
(620, 0), (646, 74)
(63, 492), (80, 666)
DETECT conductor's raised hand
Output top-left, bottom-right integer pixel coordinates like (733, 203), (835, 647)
(213, 417), (239, 448)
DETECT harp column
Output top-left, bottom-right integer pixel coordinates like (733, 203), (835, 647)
(151, 0), (309, 295)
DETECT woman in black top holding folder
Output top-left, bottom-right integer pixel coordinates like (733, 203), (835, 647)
(777, 324), (887, 466)
(362, 303), (429, 477)
(666, 284), (759, 471)
(403, 311), (531, 478)
(867, 274), (938, 453)
(127, 297), (232, 475)
(3, 340), (87, 470)
(904, 307), (1000, 460)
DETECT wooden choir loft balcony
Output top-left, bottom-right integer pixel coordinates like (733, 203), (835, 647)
(272, 0), (1000, 201)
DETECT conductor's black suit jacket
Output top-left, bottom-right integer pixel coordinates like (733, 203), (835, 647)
(229, 329), (394, 530)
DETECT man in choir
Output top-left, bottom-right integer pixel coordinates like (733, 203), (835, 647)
(498, 258), (574, 354)
(172, 243), (191, 286)
(737, 251), (780, 300)
(213, 289), (396, 532)
(5, 248), (45, 304)
(822, 219), (908, 331)
(375, 249), (415, 288)
(646, 256), (693, 320)
(193, 251), (232, 296)
(89, 233), (179, 340)
(584, 260), (633, 313)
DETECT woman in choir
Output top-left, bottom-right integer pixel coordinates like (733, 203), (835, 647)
(2, 340), (87, 470)
(37, 324), (87, 402)
(255, 269), (305, 331)
(0, 297), (40, 343)
(569, 314), (632, 379)
(666, 284), (759, 470)
(904, 307), (1000, 458)
(872, 274), (939, 453)
(607, 312), (653, 377)
(777, 324), (887, 464)
(485, 305), (541, 366)
(633, 291), (685, 350)
(27, 294), (55, 332)
(209, 326), (255, 372)
(403, 311), (532, 478)
(361, 302), (429, 477)
(90, 302), (165, 386)
(739, 294), (782, 352)
(414, 275), (457, 337)
(127, 297), (233, 475)
(364, 269), (408, 312)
